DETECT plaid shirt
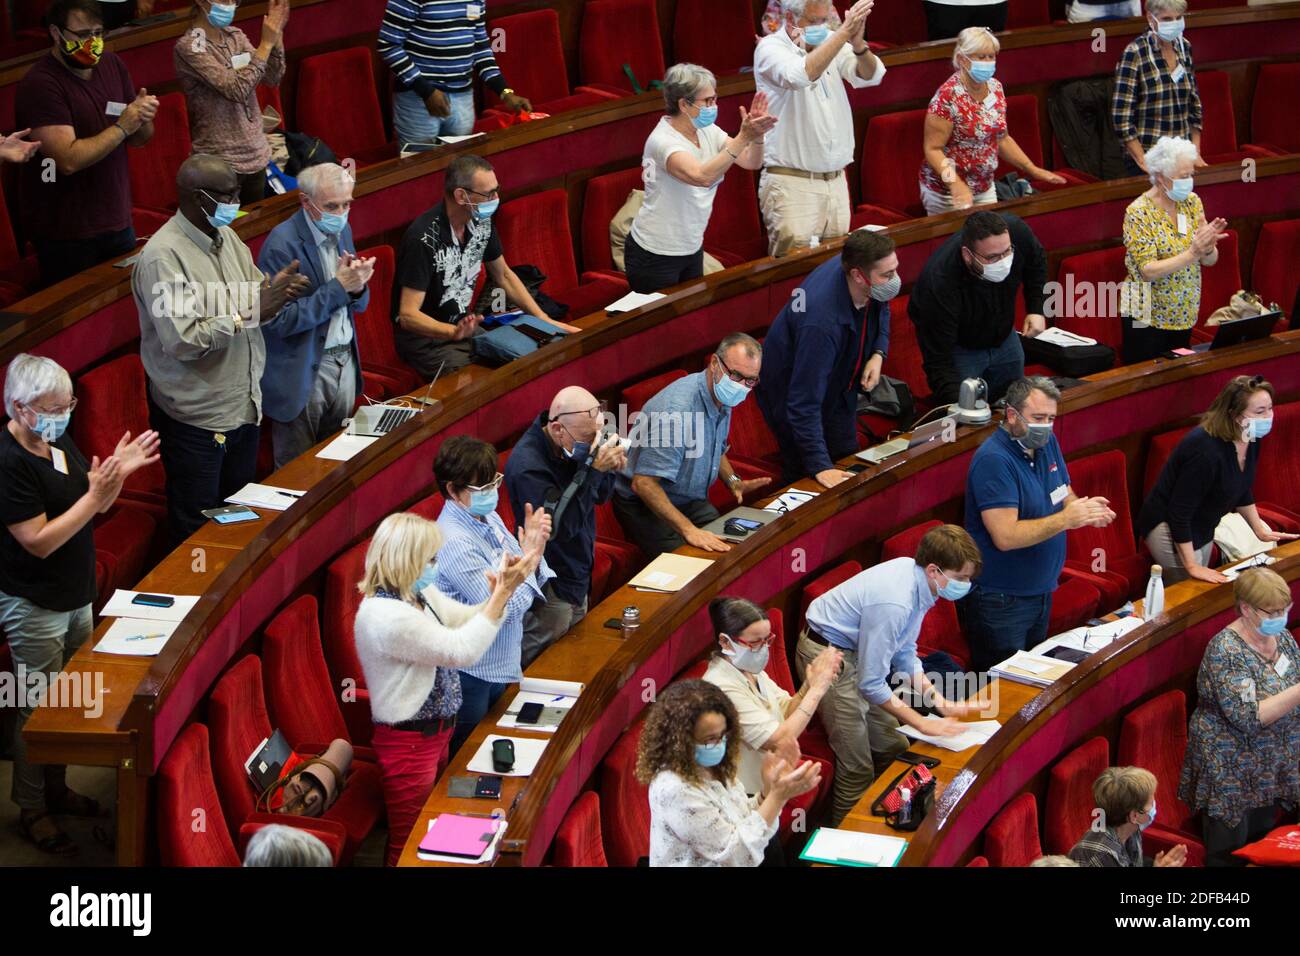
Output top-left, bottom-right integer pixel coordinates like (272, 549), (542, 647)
(1068, 827), (1146, 867)
(1112, 32), (1203, 150)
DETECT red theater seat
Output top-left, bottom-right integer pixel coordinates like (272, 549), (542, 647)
(703, 168), (766, 266)
(600, 718), (651, 866)
(881, 522), (973, 668)
(580, 0), (667, 94)
(839, 0), (925, 45)
(727, 389), (783, 471)
(324, 539), (376, 747)
(1250, 63), (1300, 155)
(984, 792), (1042, 867)
(353, 244), (423, 398)
(1051, 246), (1127, 354)
(92, 505), (156, 606)
(1194, 229), (1241, 339)
(623, 369), (687, 417)
(1061, 450), (1147, 610)
(1006, 0), (1051, 28)
(1143, 425), (1189, 498)
(129, 92), (190, 224)
(881, 295), (933, 410)
(581, 166), (646, 275)
(998, 96), (1093, 187)
(1251, 219), (1300, 316)
(1044, 736), (1109, 855)
(0, 185), (38, 298)
(1119, 690), (1206, 865)
(73, 354), (167, 519)
(1195, 71), (1279, 164)
(1049, 575), (1101, 635)
(855, 109), (927, 224)
(485, 9), (624, 116)
(493, 189), (628, 319)
(296, 47), (392, 167)
(800, 560), (863, 632)
(554, 791), (609, 866)
(1252, 403), (1300, 528)
(673, 0), (758, 76)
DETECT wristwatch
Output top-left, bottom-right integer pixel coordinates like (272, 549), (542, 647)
(501, 87), (516, 97)
(727, 473), (743, 490)
(232, 313), (244, 335)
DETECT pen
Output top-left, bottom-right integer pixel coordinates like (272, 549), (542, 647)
(550, 695), (565, 702)
(275, 490), (304, 498)
(125, 633), (165, 642)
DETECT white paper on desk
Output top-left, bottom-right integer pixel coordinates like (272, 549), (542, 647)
(416, 817), (508, 864)
(641, 570), (676, 589)
(316, 432), (379, 461)
(763, 490), (819, 514)
(438, 133), (486, 145)
(519, 677), (584, 697)
(225, 483), (305, 511)
(805, 827), (906, 866)
(1033, 615), (1144, 655)
(901, 719), (1001, 752)
(101, 590), (200, 623)
(94, 617), (181, 656)
(604, 290), (666, 313)
(1223, 552), (1276, 580)
(1034, 326), (1098, 347)
(466, 735), (549, 777)
(498, 688), (579, 732)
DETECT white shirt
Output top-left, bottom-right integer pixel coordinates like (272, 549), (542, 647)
(753, 28), (886, 173)
(648, 770), (779, 866)
(629, 117), (729, 257)
(702, 655), (792, 795)
(305, 212), (354, 349)
(1067, 0), (1140, 20)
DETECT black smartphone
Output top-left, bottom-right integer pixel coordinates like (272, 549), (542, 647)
(603, 618), (624, 630)
(847, 463), (869, 474)
(132, 593), (175, 608)
(516, 701), (544, 725)
(475, 775), (503, 799)
(491, 738), (516, 773)
(895, 751), (941, 769)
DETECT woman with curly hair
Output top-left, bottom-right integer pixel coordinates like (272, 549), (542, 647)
(636, 679), (821, 866)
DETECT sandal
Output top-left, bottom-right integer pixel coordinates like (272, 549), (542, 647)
(18, 811), (78, 857)
(48, 790), (103, 818)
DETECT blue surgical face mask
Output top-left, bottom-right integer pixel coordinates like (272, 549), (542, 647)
(967, 59), (996, 83)
(470, 198), (499, 221)
(207, 2), (237, 28)
(1257, 611), (1287, 637)
(414, 561), (437, 596)
(311, 200), (348, 236)
(31, 409), (71, 443)
(690, 104), (718, 130)
(937, 571), (972, 601)
(722, 637), (769, 675)
(1165, 176), (1193, 203)
(1137, 800), (1157, 831)
(467, 487), (499, 517)
(566, 440), (592, 462)
(1153, 16), (1184, 42)
(201, 189), (240, 228)
(695, 737), (727, 768)
(713, 369), (752, 408)
(1247, 415), (1273, 440)
(801, 23), (830, 46)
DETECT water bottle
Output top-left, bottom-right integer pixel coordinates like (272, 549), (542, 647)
(898, 787), (913, 826)
(1143, 565), (1165, 621)
(621, 605), (641, 638)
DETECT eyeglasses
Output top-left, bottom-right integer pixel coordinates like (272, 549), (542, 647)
(715, 353), (759, 389)
(465, 187), (500, 201)
(554, 401), (608, 422)
(689, 96), (718, 108)
(26, 397), (78, 416)
(199, 186), (240, 206)
(971, 245), (1014, 264)
(728, 633), (775, 649)
(1254, 603), (1292, 618)
(62, 27), (104, 41)
(466, 472), (504, 493)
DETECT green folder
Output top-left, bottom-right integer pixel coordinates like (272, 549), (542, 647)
(798, 828), (908, 867)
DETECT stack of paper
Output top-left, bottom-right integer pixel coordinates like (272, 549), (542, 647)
(316, 432), (379, 462)
(1033, 327), (1098, 347)
(989, 650), (1076, 688)
(1031, 615), (1144, 657)
(1223, 552), (1276, 581)
(497, 677), (584, 733)
(900, 718), (1002, 752)
(224, 483), (306, 511)
(417, 815), (507, 864)
(94, 618), (182, 656)
(627, 553), (713, 592)
(799, 828), (908, 867)
(604, 290), (666, 314)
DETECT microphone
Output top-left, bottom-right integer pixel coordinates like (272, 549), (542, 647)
(949, 377), (991, 426)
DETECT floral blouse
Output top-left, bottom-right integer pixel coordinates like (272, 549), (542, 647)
(1180, 626), (1300, 828)
(1122, 192), (1205, 331)
(919, 73), (1007, 196)
(648, 770), (778, 867)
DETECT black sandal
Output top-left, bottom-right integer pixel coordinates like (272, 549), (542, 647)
(48, 791), (103, 818)
(18, 812), (78, 856)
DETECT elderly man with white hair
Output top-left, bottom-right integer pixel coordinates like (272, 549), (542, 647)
(1112, 0), (1207, 177)
(1120, 135), (1226, 363)
(257, 162), (377, 467)
(754, 0), (885, 257)
(504, 385), (628, 665)
(624, 62), (774, 293)
(242, 824), (333, 867)
(0, 353), (158, 856)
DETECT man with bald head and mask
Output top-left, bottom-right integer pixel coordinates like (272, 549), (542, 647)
(504, 386), (627, 665)
(133, 153), (310, 541)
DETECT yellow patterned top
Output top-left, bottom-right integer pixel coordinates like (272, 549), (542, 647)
(1122, 191), (1205, 331)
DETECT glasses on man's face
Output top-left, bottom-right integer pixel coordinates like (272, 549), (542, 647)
(63, 27), (104, 41)
(200, 186), (240, 206)
(555, 401), (608, 423)
(972, 245), (1014, 264)
(28, 397), (78, 416)
(716, 354), (759, 389)
(466, 472), (505, 493)
(466, 187), (500, 202)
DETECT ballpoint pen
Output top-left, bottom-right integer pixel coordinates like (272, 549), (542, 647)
(275, 490), (304, 498)
(125, 633), (165, 642)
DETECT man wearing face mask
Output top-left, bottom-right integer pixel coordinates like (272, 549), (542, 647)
(1069, 767), (1187, 866)
(133, 154), (310, 541)
(756, 230), (899, 488)
(17, 0), (159, 286)
(613, 333), (771, 558)
(1112, 0), (1206, 177)
(753, 0), (885, 257)
(799, 524), (989, 824)
(909, 211), (1048, 407)
(504, 386), (628, 666)
(963, 377), (1117, 672)
(258, 163), (376, 468)
(393, 154), (579, 378)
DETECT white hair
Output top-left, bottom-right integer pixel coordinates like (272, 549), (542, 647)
(242, 825), (333, 867)
(1145, 136), (1198, 184)
(952, 26), (1000, 68)
(1146, 0), (1188, 16)
(781, 0), (832, 18)
(4, 353), (71, 420)
(1030, 854), (1080, 867)
(296, 162), (355, 200)
(662, 63), (717, 115)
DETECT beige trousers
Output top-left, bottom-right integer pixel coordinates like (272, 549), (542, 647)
(759, 169), (852, 258)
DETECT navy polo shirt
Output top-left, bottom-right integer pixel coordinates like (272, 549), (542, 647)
(964, 427), (1071, 596)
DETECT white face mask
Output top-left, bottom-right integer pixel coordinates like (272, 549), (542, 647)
(976, 249), (1014, 283)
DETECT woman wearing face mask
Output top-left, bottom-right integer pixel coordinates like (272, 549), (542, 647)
(920, 28), (1065, 217)
(1181, 567), (1300, 866)
(637, 679), (821, 866)
(1138, 376), (1296, 586)
(1119, 136), (1226, 363)
(429, 435), (556, 756)
(174, 0), (289, 207)
(701, 597), (841, 861)
(1112, 0), (1206, 177)
(624, 63), (775, 294)
(1069, 767), (1188, 866)
(353, 511), (543, 865)
(0, 354), (159, 856)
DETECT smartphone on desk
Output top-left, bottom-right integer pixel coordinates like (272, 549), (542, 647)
(132, 593), (175, 608)
(516, 701), (544, 725)
(895, 751), (941, 770)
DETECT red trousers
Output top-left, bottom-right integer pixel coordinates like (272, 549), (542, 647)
(371, 722), (452, 866)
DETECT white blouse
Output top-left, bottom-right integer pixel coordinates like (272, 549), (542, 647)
(648, 770), (779, 867)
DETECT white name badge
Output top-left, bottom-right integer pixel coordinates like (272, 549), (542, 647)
(983, 92), (997, 110)
(1050, 484), (1069, 506)
(231, 52), (251, 70)
(1277, 654), (1292, 678)
(1177, 213), (1188, 235)
(1170, 63), (1186, 83)
(466, 2), (482, 17)
(50, 447), (69, 475)
(105, 101), (126, 117)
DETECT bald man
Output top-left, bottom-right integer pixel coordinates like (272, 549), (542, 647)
(133, 153), (309, 541)
(504, 386), (627, 666)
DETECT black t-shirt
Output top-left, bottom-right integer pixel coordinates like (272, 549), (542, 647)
(1137, 425), (1259, 550)
(391, 201), (503, 325)
(0, 429), (97, 611)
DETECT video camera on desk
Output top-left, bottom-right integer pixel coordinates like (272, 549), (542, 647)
(949, 377), (992, 426)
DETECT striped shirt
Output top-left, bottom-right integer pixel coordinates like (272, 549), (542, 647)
(433, 500), (554, 684)
(1111, 31), (1203, 150)
(377, 0), (507, 99)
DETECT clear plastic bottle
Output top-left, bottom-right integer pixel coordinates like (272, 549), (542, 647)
(898, 786), (913, 826)
(1143, 564), (1165, 621)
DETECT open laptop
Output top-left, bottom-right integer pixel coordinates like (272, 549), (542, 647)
(347, 363), (443, 437)
(855, 413), (957, 464)
(1193, 310), (1286, 352)
(699, 506), (780, 544)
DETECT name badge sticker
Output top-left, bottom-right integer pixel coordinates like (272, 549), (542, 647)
(105, 101), (126, 117)
(466, 2), (482, 17)
(1050, 484), (1069, 506)
(1170, 63), (1186, 83)
(50, 447), (69, 475)
(1177, 213), (1188, 235)
(1277, 654), (1292, 678)
(231, 52), (251, 70)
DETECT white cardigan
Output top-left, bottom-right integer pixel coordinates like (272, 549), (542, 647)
(353, 588), (503, 725)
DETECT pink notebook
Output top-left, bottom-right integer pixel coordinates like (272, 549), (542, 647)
(418, 814), (502, 858)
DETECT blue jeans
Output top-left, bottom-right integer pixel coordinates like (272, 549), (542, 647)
(392, 89), (475, 151)
(451, 672), (508, 756)
(960, 586), (1052, 673)
(0, 592), (92, 810)
(950, 329), (1025, 405)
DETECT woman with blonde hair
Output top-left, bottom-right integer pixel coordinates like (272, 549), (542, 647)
(1181, 566), (1300, 866)
(637, 679), (821, 866)
(353, 511), (541, 865)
